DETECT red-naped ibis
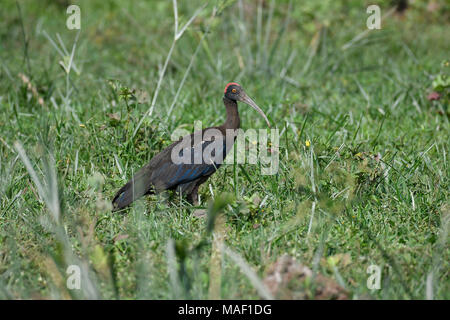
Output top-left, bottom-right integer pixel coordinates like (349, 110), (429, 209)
(112, 83), (270, 210)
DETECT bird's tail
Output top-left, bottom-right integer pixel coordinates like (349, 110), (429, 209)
(112, 169), (153, 211)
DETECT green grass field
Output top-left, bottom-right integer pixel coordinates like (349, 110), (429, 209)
(0, 0), (448, 299)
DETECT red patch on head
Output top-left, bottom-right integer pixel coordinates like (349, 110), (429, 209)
(224, 82), (240, 93)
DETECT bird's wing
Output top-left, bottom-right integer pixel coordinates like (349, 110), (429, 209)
(112, 130), (228, 210)
(152, 132), (227, 190)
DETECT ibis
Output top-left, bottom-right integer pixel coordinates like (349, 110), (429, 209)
(112, 83), (270, 210)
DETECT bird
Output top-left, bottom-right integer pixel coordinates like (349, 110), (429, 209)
(112, 83), (270, 211)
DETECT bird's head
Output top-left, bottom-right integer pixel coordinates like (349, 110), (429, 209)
(224, 82), (270, 127)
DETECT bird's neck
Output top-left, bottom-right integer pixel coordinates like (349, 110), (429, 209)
(222, 97), (240, 130)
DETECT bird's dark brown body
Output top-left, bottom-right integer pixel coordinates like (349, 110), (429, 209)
(112, 83), (269, 211)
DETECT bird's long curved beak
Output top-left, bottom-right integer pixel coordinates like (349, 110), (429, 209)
(239, 92), (271, 128)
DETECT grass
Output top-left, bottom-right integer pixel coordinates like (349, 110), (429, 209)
(0, 0), (449, 299)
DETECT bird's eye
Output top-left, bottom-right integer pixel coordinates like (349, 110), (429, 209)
(232, 88), (237, 93)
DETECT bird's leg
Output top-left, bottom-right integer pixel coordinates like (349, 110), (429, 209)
(175, 184), (194, 205)
(186, 185), (200, 206)
(177, 180), (200, 205)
